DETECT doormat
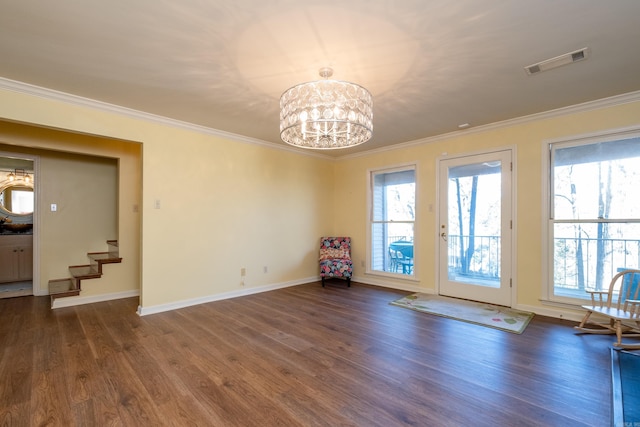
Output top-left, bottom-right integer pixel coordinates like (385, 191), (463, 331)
(390, 293), (534, 334)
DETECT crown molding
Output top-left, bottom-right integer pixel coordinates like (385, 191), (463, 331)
(0, 77), (333, 160)
(2, 76), (639, 163)
(338, 89), (640, 161)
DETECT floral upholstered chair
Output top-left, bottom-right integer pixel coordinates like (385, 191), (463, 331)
(319, 237), (352, 287)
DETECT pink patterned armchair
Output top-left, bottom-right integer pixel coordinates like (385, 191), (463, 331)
(319, 237), (352, 287)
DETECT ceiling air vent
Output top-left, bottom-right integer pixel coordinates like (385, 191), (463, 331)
(525, 47), (590, 75)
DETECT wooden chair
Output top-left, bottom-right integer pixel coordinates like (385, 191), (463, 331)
(575, 269), (640, 349)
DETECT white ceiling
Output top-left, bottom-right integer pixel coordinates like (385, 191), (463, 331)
(1, 1), (640, 156)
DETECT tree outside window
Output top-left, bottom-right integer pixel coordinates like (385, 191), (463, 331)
(550, 136), (640, 299)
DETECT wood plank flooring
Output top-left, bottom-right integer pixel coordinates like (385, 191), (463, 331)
(0, 282), (613, 426)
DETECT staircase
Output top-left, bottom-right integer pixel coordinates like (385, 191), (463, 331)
(48, 240), (122, 306)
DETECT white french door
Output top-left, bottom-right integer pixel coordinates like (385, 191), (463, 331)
(438, 150), (513, 306)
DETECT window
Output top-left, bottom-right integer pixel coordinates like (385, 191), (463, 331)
(548, 134), (640, 301)
(11, 189), (34, 214)
(370, 166), (416, 276)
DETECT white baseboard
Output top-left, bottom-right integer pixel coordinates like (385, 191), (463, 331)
(137, 276), (317, 316)
(515, 303), (584, 322)
(351, 275), (428, 293)
(51, 289), (140, 309)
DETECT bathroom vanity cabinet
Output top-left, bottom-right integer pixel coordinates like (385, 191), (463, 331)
(0, 234), (33, 283)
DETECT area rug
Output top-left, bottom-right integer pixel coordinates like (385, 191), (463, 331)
(612, 349), (640, 425)
(390, 293), (534, 334)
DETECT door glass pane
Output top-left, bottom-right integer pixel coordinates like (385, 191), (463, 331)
(447, 162), (501, 287)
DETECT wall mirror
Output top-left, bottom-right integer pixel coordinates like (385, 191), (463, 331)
(0, 182), (34, 215)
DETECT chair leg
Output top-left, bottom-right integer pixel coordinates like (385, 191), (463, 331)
(574, 310), (616, 334)
(614, 320), (623, 348)
(347, 277), (351, 287)
(577, 310), (592, 329)
(321, 277), (325, 287)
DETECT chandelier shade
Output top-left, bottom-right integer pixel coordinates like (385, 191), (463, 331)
(280, 68), (373, 150)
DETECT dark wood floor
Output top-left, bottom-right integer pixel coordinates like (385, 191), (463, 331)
(0, 282), (613, 426)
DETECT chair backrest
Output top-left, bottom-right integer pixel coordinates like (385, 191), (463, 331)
(605, 269), (640, 309)
(320, 237), (351, 260)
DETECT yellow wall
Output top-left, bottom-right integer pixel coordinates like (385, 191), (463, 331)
(336, 100), (640, 313)
(1, 84), (639, 316)
(0, 88), (333, 310)
(139, 127), (332, 307)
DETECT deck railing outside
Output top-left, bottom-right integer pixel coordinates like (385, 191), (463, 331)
(447, 235), (500, 280)
(446, 235), (640, 297)
(385, 234), (640, 296)
(553, 236), (640, 295)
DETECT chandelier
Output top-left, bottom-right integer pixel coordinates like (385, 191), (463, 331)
(280, 68), (373, 150)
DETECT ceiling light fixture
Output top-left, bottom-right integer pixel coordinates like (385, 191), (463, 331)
(5, 169), (33, 184)
(280, 67), (373, 150)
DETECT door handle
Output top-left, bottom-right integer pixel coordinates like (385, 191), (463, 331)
(440, 232), (447, 241)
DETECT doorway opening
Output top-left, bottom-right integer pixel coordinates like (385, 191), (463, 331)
(0, 154), (36, 299)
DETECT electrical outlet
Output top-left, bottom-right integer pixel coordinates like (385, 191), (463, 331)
(241, 268), (246, 277)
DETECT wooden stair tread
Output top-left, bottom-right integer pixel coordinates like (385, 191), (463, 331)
(88, 251), (122, 264)
(48, 278), (80, 299)
(69, 265), (101, 279)
(50, 240), (120, 306)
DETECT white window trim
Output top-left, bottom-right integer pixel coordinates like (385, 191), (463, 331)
(541, 125), (640, 305)
(366, 162), (418, 279)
